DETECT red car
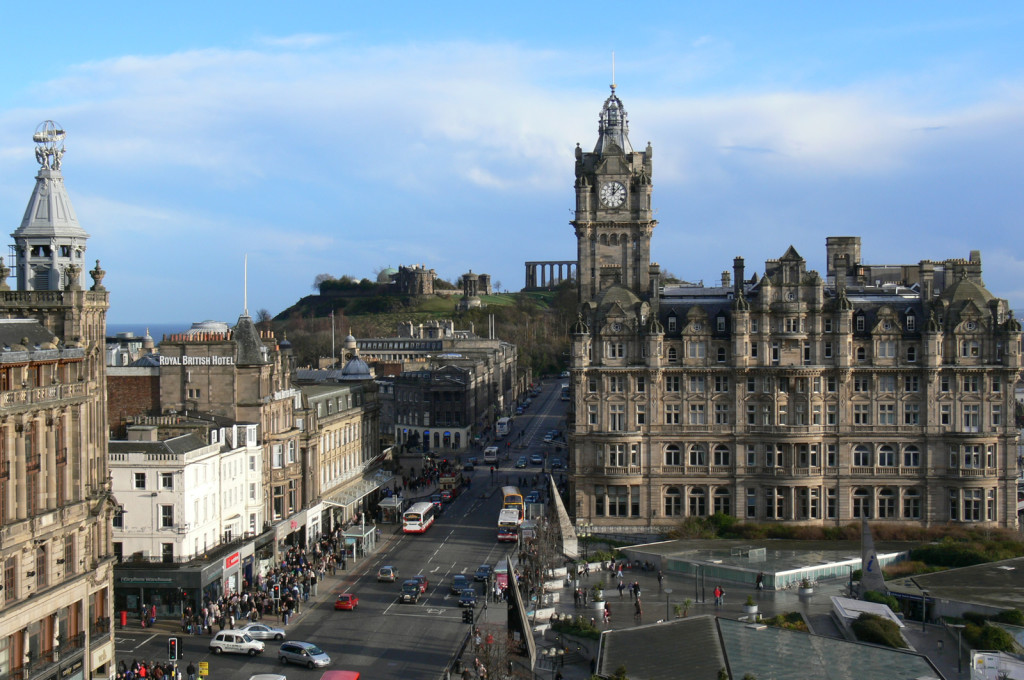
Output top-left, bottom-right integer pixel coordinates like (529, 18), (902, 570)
(413, 575), (428, 593)
(334, 593), (359, 611)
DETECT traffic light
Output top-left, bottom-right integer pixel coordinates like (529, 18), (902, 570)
(272, 584), (280, 599)
(462, 609), (474, 624)
(168, 636), (179, 661)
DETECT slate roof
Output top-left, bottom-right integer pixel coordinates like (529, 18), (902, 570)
(108, 432), (208, 456)
(596, 616), (726, 680)
(232, 314), (266, 365)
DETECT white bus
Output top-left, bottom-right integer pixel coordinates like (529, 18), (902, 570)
(483, 446), (499, 464)
(402, 501), (437, 534)
(495, 417), (513, 439)
(497, 508), (520, 542)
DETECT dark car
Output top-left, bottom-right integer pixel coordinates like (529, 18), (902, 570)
(529, 454), (544, 466)
(515, 456), (527, 469)
(463, 461), (475, 471)
(450, 574), (470, 594)
(459, 589), (477, 607)
(430, 493), (443, 510)
(400, 580), (420, 603)
(474, 564), (492, 582)
(550, 457), (565, 470)
(525, 491), (540, 504)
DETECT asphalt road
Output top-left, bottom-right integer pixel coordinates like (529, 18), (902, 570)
(113, 381), (569, 679)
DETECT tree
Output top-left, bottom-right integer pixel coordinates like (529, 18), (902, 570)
(493, 280), (502, 292)
(313, 273), (335, 291)
(256, 308), (273, 333)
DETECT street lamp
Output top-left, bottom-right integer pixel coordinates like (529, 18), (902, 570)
(664, 587), (673, 621)
(544, 647), (564, 679)
(950, 623), (965, 675)
(920, 590), (929, 632)
(578, 523), (591, 563)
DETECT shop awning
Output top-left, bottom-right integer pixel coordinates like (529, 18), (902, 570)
(321, 470), (395, 509)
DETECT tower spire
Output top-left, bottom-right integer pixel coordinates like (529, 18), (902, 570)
(243, 253), (249, 316)
(611, 51), (616, 91)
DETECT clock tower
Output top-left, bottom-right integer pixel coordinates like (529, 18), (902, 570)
(572, 85), (656, 306)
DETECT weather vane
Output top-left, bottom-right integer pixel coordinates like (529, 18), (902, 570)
(32, 120), (66, 170)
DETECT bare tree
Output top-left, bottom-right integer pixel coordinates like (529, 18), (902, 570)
(312, 273), (335, 291)
(256, 308), (273, 333)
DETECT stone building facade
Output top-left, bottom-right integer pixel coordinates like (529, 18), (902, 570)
(568, 89), (1023, 532)
(0, 122), (117, 680)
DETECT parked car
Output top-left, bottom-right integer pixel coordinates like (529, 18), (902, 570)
(209, 631), (265, 656)
(450, 574), (470, 594)
(529, 454), (544, 466)
(279, 641), (331, 669)
(334, 593), (359, 610)
(474, 564), (492, 581)
(560, 370), (570, 378)
(413, 574), (429, 592)
(515, 456), (528, 469)
(459, 589), (477, 607)
(238, 622), (285, 641)
(400, 579), (420, 603)
(377, 566), (398, 582)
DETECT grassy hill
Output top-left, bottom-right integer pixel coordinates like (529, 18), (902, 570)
(273, 286), (573, 376)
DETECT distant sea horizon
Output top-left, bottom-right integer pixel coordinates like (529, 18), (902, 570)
(107, 322), (192, 342)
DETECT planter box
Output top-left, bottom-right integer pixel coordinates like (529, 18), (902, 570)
(593, 599), (607, 610)
(799, 587), (814, 596)
(743, 605), (758, 615)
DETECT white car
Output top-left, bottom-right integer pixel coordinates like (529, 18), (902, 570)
(238, 622), (286, 640)
(209, 630), (265, 656)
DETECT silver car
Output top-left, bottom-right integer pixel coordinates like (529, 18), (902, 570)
(279, 640), (331, 668)
(238, 622), (286, 641)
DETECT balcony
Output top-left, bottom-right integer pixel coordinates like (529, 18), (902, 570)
(90, 616), (112, 639)
(3, 632), (85, 680)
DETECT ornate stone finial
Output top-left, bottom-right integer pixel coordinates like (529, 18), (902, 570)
(0, 257), (10, 291)
(65, 264), (82, 291)
(32, 121), (66, 171)
(90, 260), (106, 291)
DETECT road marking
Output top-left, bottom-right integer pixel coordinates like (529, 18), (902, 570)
(426, 608), (447, 615)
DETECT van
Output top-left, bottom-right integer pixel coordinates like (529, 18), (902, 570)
(483, 446), (499, 464)
(209, 630), (265, 656)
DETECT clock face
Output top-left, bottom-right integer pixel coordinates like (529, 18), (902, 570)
(600, 181), (626, 208)
(612, 323), (623, 332)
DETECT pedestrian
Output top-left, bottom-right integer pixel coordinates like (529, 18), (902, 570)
(602, 604), (611, 625)
(618, 580), (625, 599)
(186, 662), (196, 680)
(756, 572), (764, 590)
(714, 585), (723, 607)
(634, 598), (643, 620)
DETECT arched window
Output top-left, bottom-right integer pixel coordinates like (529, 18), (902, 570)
(664, 487), (682, 517)
(903, 488), (921, 519)
(713, 444), (730, 466)
(713, 487), (731, 515)
(856, 347), (867, 362)
(853, 445), (871, 467)
(667, 347), (678, 363)
(877, 445), (896, 467)
(689, 444), (706, 466)
(877, 487), (896, 518)
(689, 487), (707, 516)
(717, 347), (727, 362)
(664, 444), (682, 466)
(902, 445), (920, 468)
(852, 487), (871, 518)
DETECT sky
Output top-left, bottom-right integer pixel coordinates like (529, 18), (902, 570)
(1, 2), (1022, 326)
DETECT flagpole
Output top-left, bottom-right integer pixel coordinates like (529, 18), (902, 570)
(331, 310), (335, 368)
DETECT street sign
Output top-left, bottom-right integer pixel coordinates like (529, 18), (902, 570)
(198, 661), (209, 677)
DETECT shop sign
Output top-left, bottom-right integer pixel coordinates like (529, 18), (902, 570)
(119, 576), (174, 584)
(199, 662), (209, 677)
(224, 551), (240, 570)
(60, 659), (84, 678)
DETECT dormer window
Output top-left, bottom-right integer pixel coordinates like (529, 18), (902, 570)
(855, 314), (866, 332)
(667, 316), (677, 333)
(906, 314), (916, 332)
(716, 315), (726, 332)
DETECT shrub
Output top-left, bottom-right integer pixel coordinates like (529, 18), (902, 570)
(963, 611), (988, 627)
(763, 612), (809, 632)
(851, 613), (907, 649)
(863, 590), (900, 613)
(993, 609), (1024, 626)
(552, 615), (601, 640)
(968, 624), (1016, 653)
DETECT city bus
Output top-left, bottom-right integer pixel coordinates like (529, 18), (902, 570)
(560, 383), (570, 401)
(501, 486), (524, 524)
(494, 557), (509, 590)
(495, 417), (513, 439)
(497, 508), (520, 542)
(402, 501), (437, 534)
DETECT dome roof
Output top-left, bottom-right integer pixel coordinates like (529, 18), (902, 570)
(377, 267), (398, 283)
(594, 284), (642, 318)
(939, 272), (994, 306)
(340, 356), (372, 380)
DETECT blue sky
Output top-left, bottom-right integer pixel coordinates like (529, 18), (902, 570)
(1, 2), (1022, 326)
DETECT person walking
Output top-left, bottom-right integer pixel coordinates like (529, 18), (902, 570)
(713, 585), (723, 607)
